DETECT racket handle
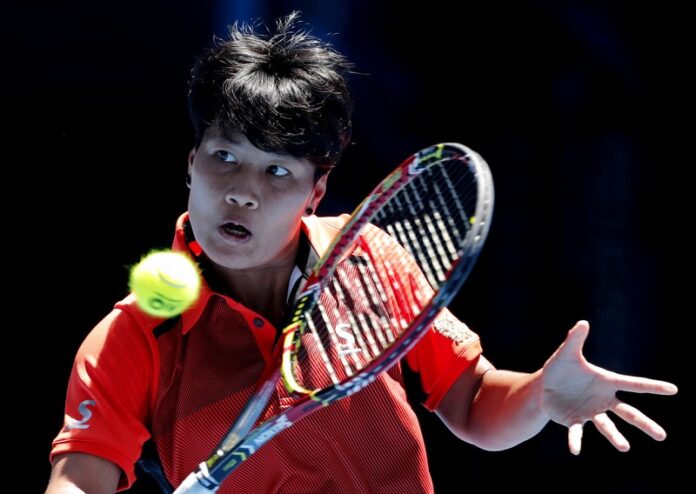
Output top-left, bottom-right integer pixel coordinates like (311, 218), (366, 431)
(172, 463), (220, 494)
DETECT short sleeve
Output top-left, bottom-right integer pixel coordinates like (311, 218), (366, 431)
(404, 308), (482, 411)
(50, 307), (157, 490)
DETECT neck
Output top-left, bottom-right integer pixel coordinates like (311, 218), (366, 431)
(211, 260), (296, 329)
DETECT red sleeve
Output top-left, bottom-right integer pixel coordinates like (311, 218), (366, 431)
(404, 308), (482, 411)
(50, 306), (158, 491)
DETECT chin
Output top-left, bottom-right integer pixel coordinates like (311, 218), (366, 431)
(198, 242), (251, 270)
(209, 252), (259, 271)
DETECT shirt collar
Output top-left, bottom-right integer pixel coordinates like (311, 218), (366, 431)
(171, 212), (347, 334)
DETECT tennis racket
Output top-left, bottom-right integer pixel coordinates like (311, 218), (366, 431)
(173, 142), (494, 493)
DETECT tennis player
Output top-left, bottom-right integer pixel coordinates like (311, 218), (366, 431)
(46, 13), (678, 494)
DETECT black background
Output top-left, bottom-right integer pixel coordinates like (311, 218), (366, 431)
(7, 1), (690, 492)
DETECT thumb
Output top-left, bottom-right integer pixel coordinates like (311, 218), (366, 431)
(559, 320), (590, 358)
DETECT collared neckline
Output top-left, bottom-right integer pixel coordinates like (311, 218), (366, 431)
(170, 212), (347, 334)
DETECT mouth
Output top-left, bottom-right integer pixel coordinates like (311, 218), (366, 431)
(221, 221), (252, 239)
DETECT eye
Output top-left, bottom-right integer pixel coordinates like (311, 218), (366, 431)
(215, 150), (237, 163)
(267, 164), (290, 177)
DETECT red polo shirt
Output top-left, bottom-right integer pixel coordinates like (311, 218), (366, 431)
(51, 213), (482, 493)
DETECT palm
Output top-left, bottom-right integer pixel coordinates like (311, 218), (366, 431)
(539, 321), (677, 455)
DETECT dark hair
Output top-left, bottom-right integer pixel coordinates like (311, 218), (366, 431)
(188, 12), (353, 171)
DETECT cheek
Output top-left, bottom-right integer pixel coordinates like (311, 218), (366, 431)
(187, 187), (201, 215)
(259, 191), (310, 235)
(273, 189), (312, 215)
(188, 176), (218, 210)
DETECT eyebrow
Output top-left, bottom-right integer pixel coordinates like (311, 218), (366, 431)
(209, 135), (298, 162)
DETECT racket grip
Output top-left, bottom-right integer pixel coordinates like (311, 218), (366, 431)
(172, 463), (220, 494)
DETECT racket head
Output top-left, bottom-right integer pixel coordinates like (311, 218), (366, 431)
(281, 143), (494, 395)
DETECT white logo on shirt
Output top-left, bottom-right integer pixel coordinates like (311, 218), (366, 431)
(65, 400), (96, 430)
(335, 323), (361, 357)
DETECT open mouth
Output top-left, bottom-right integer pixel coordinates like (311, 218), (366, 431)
(221, 222), (251, 239)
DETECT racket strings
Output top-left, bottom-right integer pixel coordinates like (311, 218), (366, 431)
(297, 257), (400, 386)
(378, 160), (478, 288)
(292, 156), (481, 390)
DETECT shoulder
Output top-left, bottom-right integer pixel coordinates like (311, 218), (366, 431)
(302, 214), (351, 255)
(77, 295), (164, 360)
(303, 214), (351, 233)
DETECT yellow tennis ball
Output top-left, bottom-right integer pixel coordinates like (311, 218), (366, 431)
(129, 250), (201, 317)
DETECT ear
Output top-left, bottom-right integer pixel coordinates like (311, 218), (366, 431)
(309, 173), (329, 210)
(187, 148), (196, 174)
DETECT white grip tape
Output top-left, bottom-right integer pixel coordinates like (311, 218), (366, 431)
(172, 463), (220, 494)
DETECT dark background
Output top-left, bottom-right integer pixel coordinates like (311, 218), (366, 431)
(7, 1), (690, 492)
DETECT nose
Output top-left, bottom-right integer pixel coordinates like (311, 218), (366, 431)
(225, 185), (259, 209)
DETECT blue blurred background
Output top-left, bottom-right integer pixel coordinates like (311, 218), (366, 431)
(9, 0), (689, 492)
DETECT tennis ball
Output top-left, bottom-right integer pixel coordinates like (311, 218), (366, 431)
(129, 250), (201, 317)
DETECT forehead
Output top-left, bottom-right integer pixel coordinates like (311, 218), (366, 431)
(202, 126), (251, 147)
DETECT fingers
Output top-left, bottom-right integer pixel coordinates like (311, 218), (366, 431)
(593, 412), (630, 452)
(609, 373), (679, 395)
(573, 402), (669, 455)
(568, 422), (583, 455)
(574, 319), (590, 332)
(613, 401), (667, 441)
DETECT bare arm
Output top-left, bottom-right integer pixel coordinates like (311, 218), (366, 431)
(45, 453), (121, 494)
(436, 321), (678, 454)
(436, 355), (549, 451)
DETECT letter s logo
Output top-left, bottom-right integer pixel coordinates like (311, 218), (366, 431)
(335, 323), (361, 357)
(65, 400), (96, 430)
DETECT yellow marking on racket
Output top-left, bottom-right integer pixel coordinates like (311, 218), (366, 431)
(281, 326), (313, 395)
(419, 144), (444, 163)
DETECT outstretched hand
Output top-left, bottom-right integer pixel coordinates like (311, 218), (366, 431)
(539, 320), (678, 455)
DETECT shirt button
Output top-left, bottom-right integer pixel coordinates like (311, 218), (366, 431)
(253, 317), (265, 328)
